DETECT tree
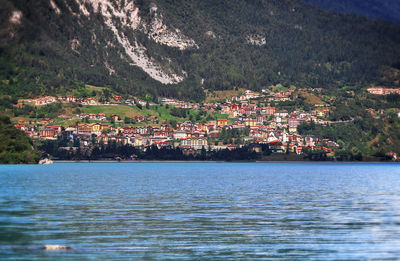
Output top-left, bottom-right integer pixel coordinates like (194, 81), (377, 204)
(103, 89), (110, 101)
(0, 116), (40, 164)
(196, 113), (201, 122)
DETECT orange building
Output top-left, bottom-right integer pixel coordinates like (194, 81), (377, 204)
(217, 119), (228, 127)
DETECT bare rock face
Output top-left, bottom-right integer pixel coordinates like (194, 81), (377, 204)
(7, 10), (23, 37)
(205, 31), (216, 39)
(72, 0), (196, 84)
(9, 10), (22, 25)
(144, 4), (198, 50)
(49, 0), (61, 15)
(246, 34), (266, 46)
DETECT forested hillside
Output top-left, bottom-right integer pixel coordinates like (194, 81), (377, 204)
(0, 0), (400, 101)
(0, 115), (39, 164)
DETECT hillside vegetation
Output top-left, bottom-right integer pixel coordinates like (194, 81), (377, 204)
(0, 0), (399, 101)
(0, 115), (39, 164)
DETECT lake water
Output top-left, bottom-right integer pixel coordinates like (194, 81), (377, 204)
(0, 163), (400, 260)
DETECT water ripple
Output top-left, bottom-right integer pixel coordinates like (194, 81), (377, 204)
(0, 162), (400, 260)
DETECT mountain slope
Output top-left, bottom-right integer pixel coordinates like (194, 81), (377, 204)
(1, 0), (400, 101)
(301, 0), (400, 23)
(0, 115), (39, 164)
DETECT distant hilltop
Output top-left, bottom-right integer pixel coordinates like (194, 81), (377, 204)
(302, 0), (400, 23)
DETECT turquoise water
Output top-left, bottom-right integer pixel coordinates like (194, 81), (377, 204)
(0, 162), (399, 260)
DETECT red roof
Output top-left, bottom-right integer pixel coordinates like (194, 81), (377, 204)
(269, 140), (281, 144)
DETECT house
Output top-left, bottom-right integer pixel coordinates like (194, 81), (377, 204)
(208, 130), (220, 138)
(153, 130), (169, 138)
(111, 114), (119, 122)
(288, 126), (297, 133)
(76, 123), (93, 136)
(256, 115), (266, 124)
(274, 116), (282, 123)
(386, 152), (398, 160)
(217, 119), (228, 127)
(275, 110), (288, 117)
(134, 115), (145, 122)
(304, 135), (318, 146)
(34, 96), (57, 106)
(367, 87), (400, 95)
(288, 118), (304, 133)
(173, 130), (188, 140)
(206, 121), (217, 130)
(40, 128), (57, 139)
(245, 90), (260, 99)
(265, 107), (276, 116)
(58, 96), (76, 103)
(46, 125), (62, 134)
(24, 130), (36, 137)
(97, 113), (107, 121)
(112, 95), (123, 101)
(312, 108), (329, 117)
(115, 136), (129, 145)
(245, 118), (257, 127)
(135, 126), (148, 135)
(132, 135), (150, 147)
(41, 118), (53, 124)
(153, 141), (171, 149)
(268, 140), (284, 153)
(180, 137), (208, 150)
(90, 123), (104, 135)
(14, 124), (26, 131)
(148, 116), (158, 123)
(325, 140), (339, 148)
(266, 132), (279, 143)
(227, 144), (238, 151)
(290, 145), (303, 155)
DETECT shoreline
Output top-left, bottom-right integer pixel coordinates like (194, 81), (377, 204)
(51, 160), (399, 164)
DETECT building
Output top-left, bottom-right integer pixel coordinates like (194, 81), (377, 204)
(112, 115), (119, 122)
(173, 131), (188, 140)
(46, 125), (62, 134)
(34, 96), (57, 106)
(275, 110), (288, 117)
(256, 115), (266, 124)
(245, 118), (257, 127)
(217, 119), (228, 127)
(288, 118), (304, 133)
(76, 124), (93, 136)
(180, 137), (208, 150)
(367, 87), (400, 95)
(40, 128), (57, 139)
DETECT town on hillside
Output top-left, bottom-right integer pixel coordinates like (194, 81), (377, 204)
(11, 85), (400, 161)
